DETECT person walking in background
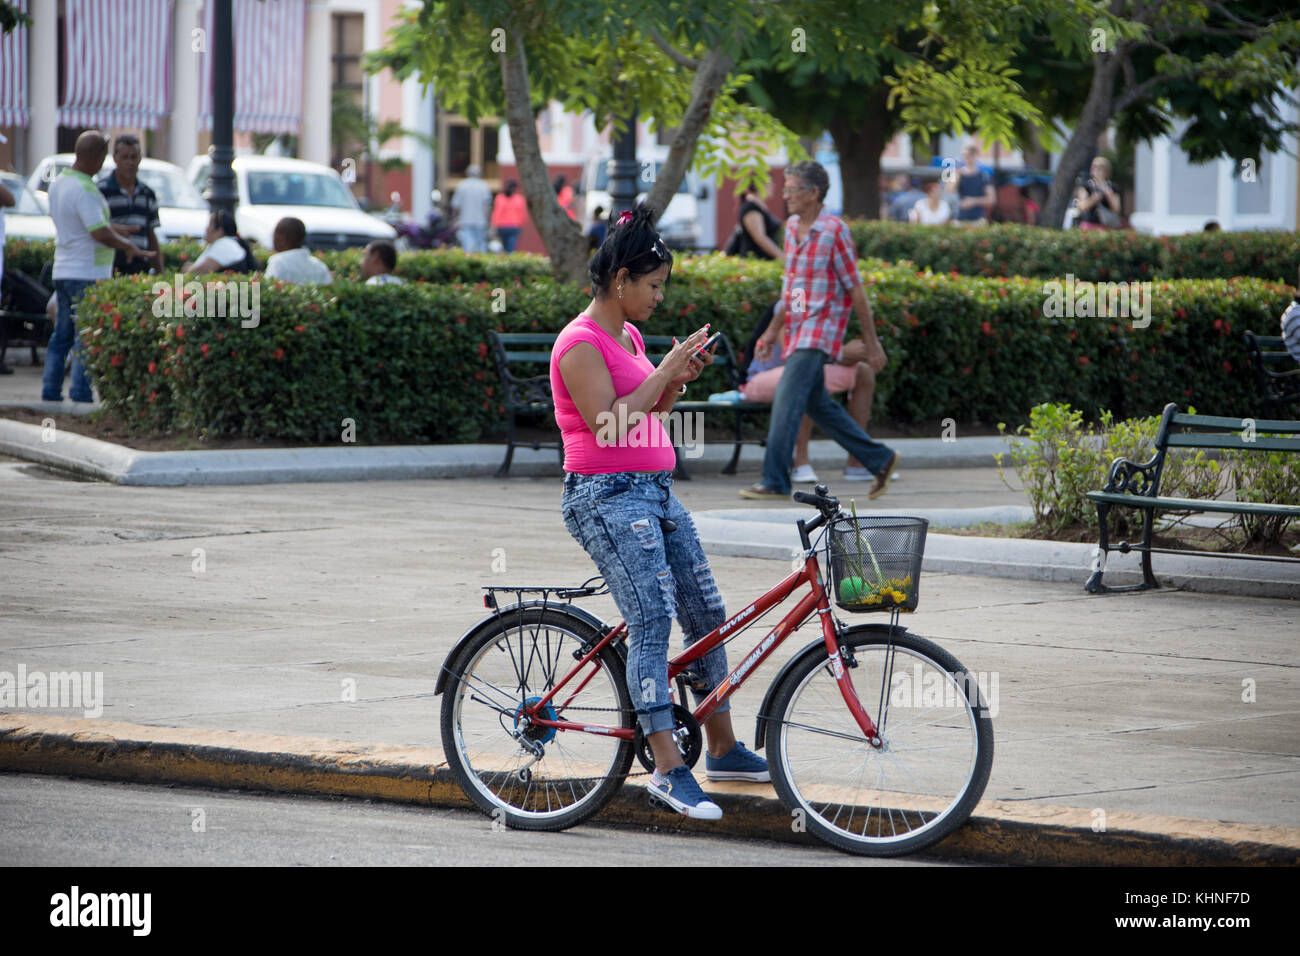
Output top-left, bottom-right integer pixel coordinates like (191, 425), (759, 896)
(948, 142), (994, 224)
(491, 179), (526, 253)
(361, 240), (404, 286)
(265, 217), (332, 285)
(739, 160), (897, 502)
(98, 134), (162, 275)
(0, 174), (14, 374)
(43, 131), (145, 402)
(451, 164), (493, 253)
(724, 184), (782, 259)
(586, 206), (608, 251)
(554, 174), (577, 221)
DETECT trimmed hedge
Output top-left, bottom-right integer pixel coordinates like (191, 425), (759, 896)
(74, 255), (1294, 443)
(846, 221), (1300, 284)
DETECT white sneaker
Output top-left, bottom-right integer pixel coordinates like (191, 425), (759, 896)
(791, 464), (820, 484)
(843, 465), (871, 481)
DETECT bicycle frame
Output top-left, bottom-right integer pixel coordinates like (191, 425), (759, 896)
(517, 549), (882, 745)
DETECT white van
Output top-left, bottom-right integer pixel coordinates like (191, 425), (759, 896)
(581, 155), (708, 250)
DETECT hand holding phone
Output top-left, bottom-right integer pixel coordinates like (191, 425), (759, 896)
(696, 331), (722, 358)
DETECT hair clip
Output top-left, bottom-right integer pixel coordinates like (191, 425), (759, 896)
(616, 210), (634, 225)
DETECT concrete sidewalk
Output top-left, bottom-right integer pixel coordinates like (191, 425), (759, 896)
(1, 462), (1296, 863)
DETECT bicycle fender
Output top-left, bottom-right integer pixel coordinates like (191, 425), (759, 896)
(753, 623), (907, 748)
(434, 601), (617, 696)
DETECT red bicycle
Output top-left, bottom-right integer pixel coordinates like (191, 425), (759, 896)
(437, 485), (994, 857)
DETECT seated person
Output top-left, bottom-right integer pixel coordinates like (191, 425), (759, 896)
(741, 329), (877, 483)
(1282, 264), (1300, 365)
(361, 240), (404, 286)
(183, 211), (258, 274)
(909, 181), (952, 225)
(264, 217), (333, 285)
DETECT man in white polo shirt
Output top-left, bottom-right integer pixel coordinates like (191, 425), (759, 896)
(43, 130), (144, 402)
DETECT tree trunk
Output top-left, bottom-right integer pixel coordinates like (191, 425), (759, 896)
(643, 44), (734, 220)
(498, 14), (587, 282)
(827, 88), (890, 219)
(1043, 53), (1125, 230)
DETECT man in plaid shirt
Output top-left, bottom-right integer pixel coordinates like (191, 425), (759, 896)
(740, 160), (897, 500)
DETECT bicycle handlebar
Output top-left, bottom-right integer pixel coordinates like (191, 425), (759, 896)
(794, 484), (841, 549)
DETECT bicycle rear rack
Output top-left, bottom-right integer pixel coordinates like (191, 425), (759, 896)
(481, 575), (609, 610)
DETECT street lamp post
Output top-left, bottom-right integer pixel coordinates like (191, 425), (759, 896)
(206, 0), (237, 216)
(608, 109), (638, 222)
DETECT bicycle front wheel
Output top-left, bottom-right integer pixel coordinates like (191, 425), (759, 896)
(766, 626), (993, 857)
(440, 607), (635, 831)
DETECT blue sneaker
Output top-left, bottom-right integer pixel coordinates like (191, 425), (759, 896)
(647, 766), (723, 820)
(705, 741), (770, 782)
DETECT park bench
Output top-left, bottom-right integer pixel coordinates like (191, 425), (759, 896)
(1244, 330), (1300, 415)
(487, 329), (769, 478)
(1084, 402), (1300, 593)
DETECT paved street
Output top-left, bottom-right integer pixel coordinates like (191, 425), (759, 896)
(2, 455), (1296, 840)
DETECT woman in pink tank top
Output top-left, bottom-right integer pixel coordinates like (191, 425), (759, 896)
(553, 206), (770, 821)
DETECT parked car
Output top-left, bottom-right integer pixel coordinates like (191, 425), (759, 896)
(187, 155), (396, 250)
(26, 154), (210, 242)
(581, 155), (708, 250)
(1, 171), (57, 241)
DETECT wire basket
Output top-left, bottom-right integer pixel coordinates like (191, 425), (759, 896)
(826, 515), (928, 613)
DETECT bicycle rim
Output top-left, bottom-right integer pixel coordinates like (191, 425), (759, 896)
(769, 632), (992, 855)
(444, 612), (634, 829)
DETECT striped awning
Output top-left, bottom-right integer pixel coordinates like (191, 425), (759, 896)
(198, 0), (306, 135)
(59, 0), (174, 129)
(0, 0), (29, 128)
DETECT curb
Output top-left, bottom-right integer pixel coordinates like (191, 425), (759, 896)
(695, 511), (1300, 600)
(0, 417), (1010, 486)
(3, 714), (1295, 865)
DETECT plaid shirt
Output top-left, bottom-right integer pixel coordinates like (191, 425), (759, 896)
(779, 211), (861, 360)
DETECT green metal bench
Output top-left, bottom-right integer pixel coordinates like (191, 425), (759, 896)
(487, 329), (769, 478)
(1244, 330), (1300, 416)
(1084, 402), (1300, 593)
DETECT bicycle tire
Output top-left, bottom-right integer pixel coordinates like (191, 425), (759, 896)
(440, 607), (636, 831)
(766, 625), (994, 857)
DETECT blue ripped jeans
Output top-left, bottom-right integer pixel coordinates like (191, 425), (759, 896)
(561, 471), (730, 736)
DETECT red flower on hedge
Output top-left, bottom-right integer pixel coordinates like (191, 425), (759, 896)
(1068, 329), (1078, 340)
(110, 354), (123, 367)
(148, 390), (157, 403)
(112, 314), (121, 330)
(175, 324), (185, 338)
(1077, 355), (1090, 366)
(961, 366), (972, 376)
(175, 345), (183, 356)
(477, 343), (488, 358)
(294, 325), (306, 332)
(1177, 308), (1187, 319)
(740, 301), (752, 312)
(980, 321), (993, 336)
(1223, 360), (1232, 372)
(101, 303), (113, 313)
(273, 347), (285, 361)
(201, 344), (210, 357)
(147, 361), (157, 374)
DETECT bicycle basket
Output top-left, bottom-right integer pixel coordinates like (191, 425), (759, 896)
(826, 515), (928, 613)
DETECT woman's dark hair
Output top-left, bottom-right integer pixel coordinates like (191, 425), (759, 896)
(553, 174), (566, 193)
(504, 179), (517, 196)
(208, 210), (258, 272)
(588, 204), (672, 295)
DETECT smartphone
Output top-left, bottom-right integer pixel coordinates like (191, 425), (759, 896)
(696, 331), (723, 358)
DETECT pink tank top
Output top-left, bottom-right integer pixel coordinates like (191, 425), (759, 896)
(550, 315), (677, 474)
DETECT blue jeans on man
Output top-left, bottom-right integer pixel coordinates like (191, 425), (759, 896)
(42, 279), (97, 402)
(456, 224), (487, 254)
(761, 348), (894, 494)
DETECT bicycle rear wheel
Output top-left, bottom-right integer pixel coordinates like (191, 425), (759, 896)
(766, 625), (993, 857)
(440, 607), (635, 831)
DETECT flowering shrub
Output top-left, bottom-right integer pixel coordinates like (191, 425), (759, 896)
(73, 257), (1292, 443)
